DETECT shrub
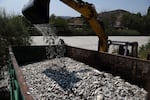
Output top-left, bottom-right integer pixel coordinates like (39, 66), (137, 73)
(0, 9), (31, 69)
(139, 40), (150, 59)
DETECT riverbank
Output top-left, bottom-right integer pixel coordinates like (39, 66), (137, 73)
(31, 36), (150, 51)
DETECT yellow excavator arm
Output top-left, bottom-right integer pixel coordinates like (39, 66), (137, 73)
(22, 0), (108, 52)
(60, 0), (108, 52)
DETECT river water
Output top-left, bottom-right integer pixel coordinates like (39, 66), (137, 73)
(31, 36), (150, 51)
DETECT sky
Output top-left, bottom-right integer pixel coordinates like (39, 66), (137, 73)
(0, 0), (150, 16)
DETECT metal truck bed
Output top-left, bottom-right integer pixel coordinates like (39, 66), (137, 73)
(9, 45), (150, 100)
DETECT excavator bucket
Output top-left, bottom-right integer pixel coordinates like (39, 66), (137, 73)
(22, 0), (50, 24)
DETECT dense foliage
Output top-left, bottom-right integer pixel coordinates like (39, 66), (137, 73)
(139, 40), (150, 59)
(122, 7), (150, 36)
(0, 10), (31, 67)
(49, 14), (95, 36)
(138, 7), (150, 58)
(49, 14), (71, 36)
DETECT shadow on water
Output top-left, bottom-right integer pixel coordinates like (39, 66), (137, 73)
(42, 67), (91, 91)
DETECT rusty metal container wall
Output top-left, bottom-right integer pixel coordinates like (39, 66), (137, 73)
(65, 46), (150, 98)
(10, 47), (34, 100)
(11, 45), (150, 99)
(12, 46), (47, 65)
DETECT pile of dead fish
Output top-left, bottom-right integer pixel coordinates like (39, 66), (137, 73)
(21, 57), (147, 100)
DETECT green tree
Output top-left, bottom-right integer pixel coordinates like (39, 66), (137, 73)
(139, 40), (150, 59)
(122, 7), (150, 35)
(145, 7), (150, 34)
(6, 16), (31, 45)
(49, 14), (56, 23)
(147, 6), (150, 16)
(49, 15), (70, 36)
(0, 10), (31, 67)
